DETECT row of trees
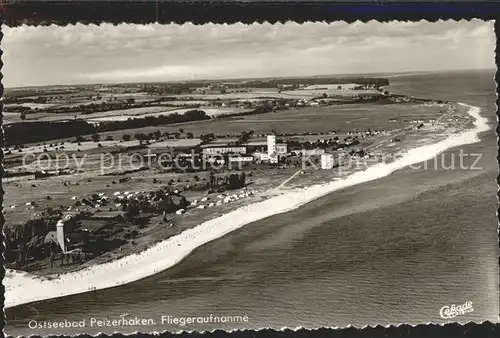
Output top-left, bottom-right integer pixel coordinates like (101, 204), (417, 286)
(5, 120), (96, 145)
(234, 130), (255, 145)
(88, 128), (195, 143)
(4, 95), (51, 105)
(143, 83), (195, 95)
(245, 77), (390, 88)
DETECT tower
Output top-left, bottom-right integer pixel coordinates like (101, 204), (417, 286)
(267, 135), (276, 157)
(56, 220), (66, 253)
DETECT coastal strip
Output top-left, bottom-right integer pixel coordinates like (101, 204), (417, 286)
(4, 103), (489, 309)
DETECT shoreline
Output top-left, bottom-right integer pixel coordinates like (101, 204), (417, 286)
(4, 102), (489, 309)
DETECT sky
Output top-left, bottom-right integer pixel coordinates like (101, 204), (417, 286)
(2, 20), (495, 88)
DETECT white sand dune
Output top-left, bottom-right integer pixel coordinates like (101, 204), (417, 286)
(4, 103), (488, 309)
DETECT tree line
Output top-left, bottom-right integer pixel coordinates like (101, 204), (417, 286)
(233, 77), (390, 89)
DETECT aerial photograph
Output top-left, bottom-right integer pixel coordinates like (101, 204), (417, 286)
(1, 20), (498, 336)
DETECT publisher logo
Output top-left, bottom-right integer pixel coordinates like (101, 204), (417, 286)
(439, 301), (474, 319)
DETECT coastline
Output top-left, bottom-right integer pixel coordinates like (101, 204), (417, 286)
(4, 102), (489, 309)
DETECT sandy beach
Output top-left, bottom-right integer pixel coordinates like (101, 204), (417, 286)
(4, 103), (489, 309)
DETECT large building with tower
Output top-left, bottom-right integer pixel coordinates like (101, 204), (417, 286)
(201, 145), (247, 156)
(201, 136), (287, 163)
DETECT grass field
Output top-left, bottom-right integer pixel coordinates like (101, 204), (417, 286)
(148, 139), (202, 148)
(33, 102), (448, 144)
(3, 102), (448, 154)
(139, 102), (447, 136)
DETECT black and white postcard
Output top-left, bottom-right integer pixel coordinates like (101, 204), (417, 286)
(1, 19), (498, 336)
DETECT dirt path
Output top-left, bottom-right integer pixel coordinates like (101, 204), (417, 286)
(276, 169), (302, 190)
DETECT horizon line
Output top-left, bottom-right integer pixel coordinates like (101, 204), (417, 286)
(4, 67), (495, 90)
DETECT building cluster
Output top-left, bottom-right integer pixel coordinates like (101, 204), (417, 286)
(141, 131), (377, 171)
(201, 135), (287, 164)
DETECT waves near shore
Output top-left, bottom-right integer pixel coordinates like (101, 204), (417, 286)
(4, 103), (489, 309)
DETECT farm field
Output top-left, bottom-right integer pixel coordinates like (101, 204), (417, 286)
(170, 89), (316, 100)
(2, 153), (289, 230)
(87, 107), (252, 122)
(168, 87), (383, 101)
(142, 102), (447, 136)
(3, 106), (179, 124)
(165, 100), (209, 106)
(5, 139), (204, 161)
(281, 88), (382, 98)
(3, 101), (447, 154)
(3, 105), (253, 125)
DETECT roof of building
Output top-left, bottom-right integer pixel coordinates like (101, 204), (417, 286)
(244, 141), (287, 147)
(200, 143), (246, 149)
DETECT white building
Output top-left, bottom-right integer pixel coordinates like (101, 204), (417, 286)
(254, 152), (278, 164)
(206, 157), (225, 165)
(229, 156), (254, 163)
(254, 152), (269, 162)
(276, 144), (288, 155)
(321, 154), (334, 169)
(247, 140), (287, 155)
(298, 148), (326, 156)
